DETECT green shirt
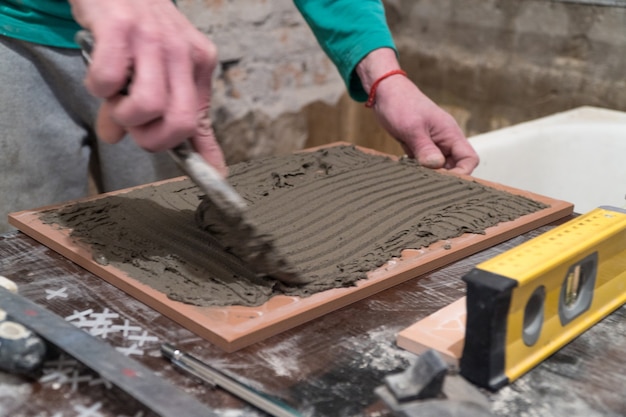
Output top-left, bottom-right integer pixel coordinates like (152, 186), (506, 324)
(0, 0), (396, 100)
(0, 1), (81, 48)
(293, 0), (396, 101)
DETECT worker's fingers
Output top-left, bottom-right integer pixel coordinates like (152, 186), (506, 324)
(71, 0), (222, 163)
(401, 129), (446, 170)
(82, 21), (134, 99)
(444, 138), (480, 175)
(96, 101), (126, 144)
(189, 32), (225, 174)
(188, 33), (226, 176)
(423, 112), (478, 175)
(399, 124), (477, 175)
(191, 32), (218, 133)
(372, 76), (479, 174)
(158, 31), (207, 149)
(123, 40), (198, 151)
(108, 30), (168, 128)
(122, 28), (217, 153)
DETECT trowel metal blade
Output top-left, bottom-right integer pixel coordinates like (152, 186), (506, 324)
(170, 143), (305, 284)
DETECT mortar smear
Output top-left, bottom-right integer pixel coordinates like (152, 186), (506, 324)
(41, 146), (547, 307)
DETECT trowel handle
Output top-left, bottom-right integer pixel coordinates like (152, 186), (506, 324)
(75, 29), (94, 65)
(168, 141), (248, 212)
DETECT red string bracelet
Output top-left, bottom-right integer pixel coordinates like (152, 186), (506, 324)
(364, 69), (407, 108)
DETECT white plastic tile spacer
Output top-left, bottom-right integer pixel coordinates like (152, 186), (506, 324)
(0, 276), (18, 294)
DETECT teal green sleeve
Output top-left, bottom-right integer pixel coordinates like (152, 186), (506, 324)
(0, 1), (81, 48)
(0, 0), (175, 49)
(293, 0), (397, 102)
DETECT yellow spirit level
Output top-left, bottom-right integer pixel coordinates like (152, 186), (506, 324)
(460, 206), (626, 390)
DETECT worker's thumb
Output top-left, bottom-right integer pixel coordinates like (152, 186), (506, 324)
(96, 101), (126, 144)
(401, 131), (446, 169)
(193, 111), (228, 177)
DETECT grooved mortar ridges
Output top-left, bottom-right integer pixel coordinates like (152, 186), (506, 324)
(42, 146), (548, 307)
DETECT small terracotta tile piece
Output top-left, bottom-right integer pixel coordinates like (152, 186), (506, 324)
(396, 297), (466, 366)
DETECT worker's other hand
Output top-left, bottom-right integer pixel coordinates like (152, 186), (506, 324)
(69, 0), (227, 176)
(373, 78), (478, 175)
(357, 49), (478, 175)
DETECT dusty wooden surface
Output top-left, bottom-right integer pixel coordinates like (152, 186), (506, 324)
(0, 221), (624, 417)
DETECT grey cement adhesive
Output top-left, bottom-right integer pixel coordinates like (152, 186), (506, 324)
(41, 146), (547, 307)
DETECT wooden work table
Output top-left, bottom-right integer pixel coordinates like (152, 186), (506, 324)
(0, 219), (624, 417)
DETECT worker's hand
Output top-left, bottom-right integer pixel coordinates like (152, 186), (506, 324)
(372, 77), (478, 175)
(69, 0), (227, 176)
(356, 49), (478, 175)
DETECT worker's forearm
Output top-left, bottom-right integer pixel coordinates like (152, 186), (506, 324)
(355, 47), (402, 94)
(293, 0), (396, 101)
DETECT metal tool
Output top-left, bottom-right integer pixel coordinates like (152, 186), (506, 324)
(375, 350), (494, 417)
(461, 206), (626, 390)
(161, 343), (302, 417)
(0, 283), (218, 417)
(74, 30), (304, 284)
(0, 276), (46, 375)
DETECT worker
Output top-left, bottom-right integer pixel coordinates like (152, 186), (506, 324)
(0, 0), (479, 234)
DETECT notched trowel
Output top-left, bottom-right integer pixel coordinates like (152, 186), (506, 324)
(75, 30), (304, 285)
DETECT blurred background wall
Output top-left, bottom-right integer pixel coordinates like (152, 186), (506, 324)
(178, 0), (626, 160)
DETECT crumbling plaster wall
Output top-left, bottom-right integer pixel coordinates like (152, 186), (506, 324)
(177, 0), (345, 163)
(178, 0), (626, 160)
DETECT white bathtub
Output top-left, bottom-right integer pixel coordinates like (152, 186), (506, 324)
(468, 106), (626, 214)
